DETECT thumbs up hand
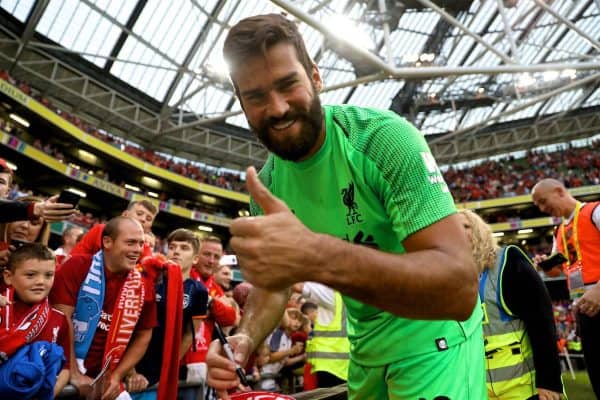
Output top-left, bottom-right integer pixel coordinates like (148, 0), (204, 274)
(229, 166), (318, 290)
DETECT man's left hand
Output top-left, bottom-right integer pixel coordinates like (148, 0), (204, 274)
(229, 167), (318, 291)
(573, 284), (600, 317)
(537, 387), (562, 400)
(101, 375), (122, 400)
(125, 371), (149, 393)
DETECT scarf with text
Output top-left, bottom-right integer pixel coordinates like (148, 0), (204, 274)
(103, 267), (145, 372)
(0, 287), (50, 363)
(73, 250), (105, 369)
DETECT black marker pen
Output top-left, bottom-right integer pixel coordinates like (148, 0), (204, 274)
(214, 321), (250, 387)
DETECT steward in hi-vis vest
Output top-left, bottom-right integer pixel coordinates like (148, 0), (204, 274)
(480, 245), (563, 400)
(305, 291), (350, 382)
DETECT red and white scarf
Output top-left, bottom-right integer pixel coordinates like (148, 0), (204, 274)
(0, 287), (50, 362)
(103, 269), (145, 372)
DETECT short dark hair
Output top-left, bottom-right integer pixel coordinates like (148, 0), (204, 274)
(102, 216), (139, 242)
(8, 242), (55, 272)
(127, 199), (158, 216)
(223, 13), (313, 96)
(167, 228), (200, 254)
(301, 301), (318, 315)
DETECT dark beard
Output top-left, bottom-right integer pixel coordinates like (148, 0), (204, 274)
(251, 94), (323, 161)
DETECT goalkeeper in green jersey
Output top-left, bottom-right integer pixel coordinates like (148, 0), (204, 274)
(206, 13), (487, 400)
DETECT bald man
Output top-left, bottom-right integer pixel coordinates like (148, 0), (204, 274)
(532, 178), (600, 397)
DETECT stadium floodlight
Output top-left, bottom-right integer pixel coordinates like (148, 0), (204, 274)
(201, 194), (217, 205)
(9, 113), (29, 128)
(560, 69), (577, 79)
(328, 14), (373, 51)
(517, 228), (533, 234)
(492, 232), (505, 237)
(141, 176), (161, 189)
(198, 225), (213, 232)
(542, 71), (560, 82)
(78, 149), (97, 164)
(5, 161), (17, 171)
(124, 184), (141, 192)
(66, 187), (87, 198)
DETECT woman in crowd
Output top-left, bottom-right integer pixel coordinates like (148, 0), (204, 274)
(459, 209), (563, 400)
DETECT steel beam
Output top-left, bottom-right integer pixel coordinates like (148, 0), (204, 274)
(160, 0), (227, 114)
(496, 0), (520, 62)
(532, 0), (600, 52)
(270, 0), (600, 79)
(431, 110), (600, 164)
(10, 0), (48, 71)
(416, 0), (515, 64)
(430, 72), (600, 144)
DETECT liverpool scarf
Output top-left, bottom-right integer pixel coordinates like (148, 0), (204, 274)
(73, 250), (105, 371)
(73, 250), (145, 379)
(141, 254), (183, 400)
(0, 287), (50, 363)
(103, 268), (145, 372)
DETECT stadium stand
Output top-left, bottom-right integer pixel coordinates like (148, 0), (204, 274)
(0, 1), (598, 398)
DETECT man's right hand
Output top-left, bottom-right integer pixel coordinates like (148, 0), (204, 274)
(0, 246), (12, 267)
(33, 195), (78, 222)
(206, 334), (254, 400)
(70, 371), (93, 397)
(533, 254), (548, 265)
(533, 254), (563, 277)
(290, 342), (304, 356)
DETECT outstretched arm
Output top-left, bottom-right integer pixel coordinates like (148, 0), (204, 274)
(231, 168), (478, 321)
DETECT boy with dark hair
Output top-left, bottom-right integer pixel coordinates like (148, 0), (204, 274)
(130, 228), (209, 400)
(256, 308), (306, 392)
(0, 243), (70, 398)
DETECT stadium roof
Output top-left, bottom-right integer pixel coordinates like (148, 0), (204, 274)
(0, 0), (599, 169)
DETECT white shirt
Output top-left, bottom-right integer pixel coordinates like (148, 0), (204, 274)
(302, 282), (336, 326)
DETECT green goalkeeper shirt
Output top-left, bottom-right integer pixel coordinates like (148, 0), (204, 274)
(252, 104), (482, 367)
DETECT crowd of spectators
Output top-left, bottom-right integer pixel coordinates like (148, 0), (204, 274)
(0, 70), (245, 193)
(445, 141), (600, 203)
(2, 69), (599, 206)
(553, 299), (584, 370)
(0, 116), (234, 218)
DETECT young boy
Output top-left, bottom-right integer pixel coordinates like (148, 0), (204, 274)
(256, 308), (306, 392)
(0, 243), (70, 398)
(130, 228), (208, 399)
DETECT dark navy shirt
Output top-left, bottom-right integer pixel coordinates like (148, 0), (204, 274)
(137, 276), (208, 385)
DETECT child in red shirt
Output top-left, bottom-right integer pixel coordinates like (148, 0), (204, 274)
(1, 243), (70, 398)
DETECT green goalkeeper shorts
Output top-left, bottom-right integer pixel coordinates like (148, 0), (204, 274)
(347, 323), (487, 400)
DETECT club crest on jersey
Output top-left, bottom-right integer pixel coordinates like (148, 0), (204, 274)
(341, 182), (363, 225)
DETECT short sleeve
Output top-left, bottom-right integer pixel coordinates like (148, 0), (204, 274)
(188, 281), (208, 319)
(57, 313), (71, 369)
(50, 255), (90, 307)
(361, 114), (456, 241)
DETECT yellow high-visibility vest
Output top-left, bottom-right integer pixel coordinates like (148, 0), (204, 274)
(480, 246), (536, 400)
(305, 291), (350, 381)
